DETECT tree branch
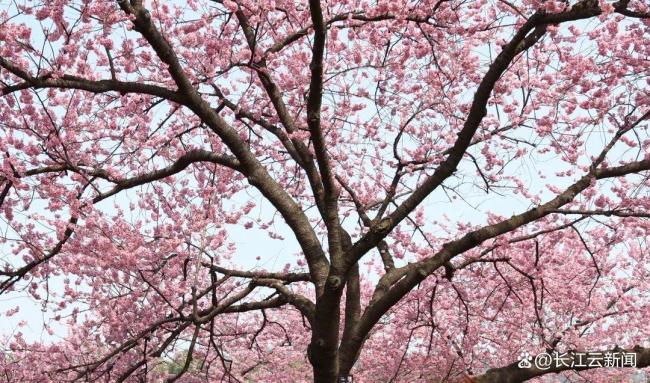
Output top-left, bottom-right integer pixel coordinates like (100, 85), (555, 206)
(0, 56), (181, 102)
(347, 0), (647, 264)
(118, 0), (330, 287)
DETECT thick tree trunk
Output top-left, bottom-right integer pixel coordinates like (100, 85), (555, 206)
(337, 263), (361, 380)
(312, 365), (338, 383)
(337, 347), (360, 379)
(309, 278), (344, 382)
(310, 329), (340, 383)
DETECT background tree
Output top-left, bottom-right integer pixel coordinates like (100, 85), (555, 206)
(1, 0), (650, 382)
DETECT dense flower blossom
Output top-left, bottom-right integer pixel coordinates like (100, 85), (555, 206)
(1, 0), (650, 382)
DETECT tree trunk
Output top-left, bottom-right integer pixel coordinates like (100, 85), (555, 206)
(309, 277), (345, 382)
(310, 331), (340, 383)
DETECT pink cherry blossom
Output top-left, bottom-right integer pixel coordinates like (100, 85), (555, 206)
(1, 1), (650, 382)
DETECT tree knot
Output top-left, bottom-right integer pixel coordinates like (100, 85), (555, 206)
(327, 275), (342, 290)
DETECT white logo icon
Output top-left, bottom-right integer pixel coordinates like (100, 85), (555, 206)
(518, 351), (533, 368)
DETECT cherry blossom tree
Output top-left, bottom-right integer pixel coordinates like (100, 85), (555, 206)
(1, 0), (650, 382)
